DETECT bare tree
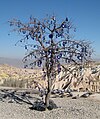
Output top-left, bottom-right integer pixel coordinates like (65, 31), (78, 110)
(9, 15), (93, 109)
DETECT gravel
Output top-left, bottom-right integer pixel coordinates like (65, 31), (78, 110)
(0, 97), (100, 119)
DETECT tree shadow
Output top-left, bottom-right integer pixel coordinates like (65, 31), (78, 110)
(29, 99), (58, 111)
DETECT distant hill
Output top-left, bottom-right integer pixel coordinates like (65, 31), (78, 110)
(0, 57), (99, 68)
(0, 57), (23, 68)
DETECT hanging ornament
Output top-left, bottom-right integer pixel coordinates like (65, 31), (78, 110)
(22, 31), (26, 34)
(61, 23), (65, 28)
(81, 47), (84, 52)
(18, 24), (20, 28)
(26, 35), (29, 39)
(65, 58), (68, 63)
(49, 34), (53, 39)
(42, 68), (44, 71)
(34, 55), (37, 58)
(63, 51), (66, 56)
(57, 63), (61, 73)
(31, 36), (34, 40)
(34, 62), (36, 66)
(31, 67), (33, 69)
(46, 40), (50, 44)
(63, 42), (65, 47)
(76, 44), (79, 48)
(77, 55), (82, 60)
(59, 43), (61, 47)
(43, 36), (45, 42)
(38, 22), (40, 25)
(24, 65), (28, 68)
(57, 53), (62, 59)
(34, 45), (36, 48)
(20, 40), (22, 42)
(24, 58), (27, 62)
(51, 20), (53, 24)
(37, 60), (42, 67)
(85, 53), (87, 56)
(66, 17), (68, 21)
(74, 28), (76, 32)
(85, 47), (87, 52)
(25, 45), (27, 50)
(58, 67), (61, 73)
(68, 60), (70, 63)
(10, 22), (13, 26)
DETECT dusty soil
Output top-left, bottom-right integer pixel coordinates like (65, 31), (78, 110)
(0, 93), (100, 119)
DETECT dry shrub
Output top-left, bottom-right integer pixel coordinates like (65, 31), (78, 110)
(1, 78), (27, 88)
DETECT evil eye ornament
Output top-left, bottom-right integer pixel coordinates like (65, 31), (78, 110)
(57, 63), (60, 68)
(18, 24), (20, 28)
(76, 44), (79, 48)
(68, 59), (70, 63)
(49, 34), (53, 39)
(10, 23), (13, 26)
(57, 53), (62, 59)
(24, 58), (27, 62)
(63, 52), (66, 56)
(20, 40), (22, 42)
(63, 24), (67, 28)
(85, 47), (87, 52)
(25, 45), (27, 50)
(56, 48), (59, 51)
(34, 56), (37, 58)
(37, 60), (42, 67)
(58, 67), (61, 73)
(66, 17), (68, 21)
(63, 42), (66, 47)
(43, 36), (45, 42)
(30, 35), (34, 40)
(81, 48), (84, 52)
(85, 53), (87, 56)
(24, 65), (28, 68)
(77, 55), (82, 60)
(46, 40), (50, 44)
(65, 59), (67, 63)
(61, 23), (66, 28)
(26, 35), (28, 39)
(22, 31), (26, 34)
(59, 43), (61, 47)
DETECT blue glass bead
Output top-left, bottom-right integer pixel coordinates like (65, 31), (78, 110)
(77, 56), (82, 60)
(43, 36), (45, 42)
(59, 53), (62, 57)
(22, 31), (26, 34)
(26, 35), (28, 39)
(85, 47), (87, 52)
(76, 44), (79, 48)
(59, 43), (61, 46)
(66, 17), (68, 21)
(63, 42), (65, 47)
(20, 40), (22, 42)
(62, 24), (65, 28)
(25, 45), (27, 50)
(81, 48), (84, 52)
(34, 56), (37, 58)
(24, 65), (28, 68)
(49, 34), (53, 39)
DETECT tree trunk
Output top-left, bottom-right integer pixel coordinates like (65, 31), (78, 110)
(45, 42), (53, 109)
(45, 90), (51, 108)
(45, 75), (52, 109)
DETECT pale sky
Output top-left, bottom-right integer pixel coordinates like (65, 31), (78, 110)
(0, 0), (100, 59)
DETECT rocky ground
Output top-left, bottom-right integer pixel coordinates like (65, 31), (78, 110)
(0, 93), (100, 119)
(0, 63), (100, 119)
